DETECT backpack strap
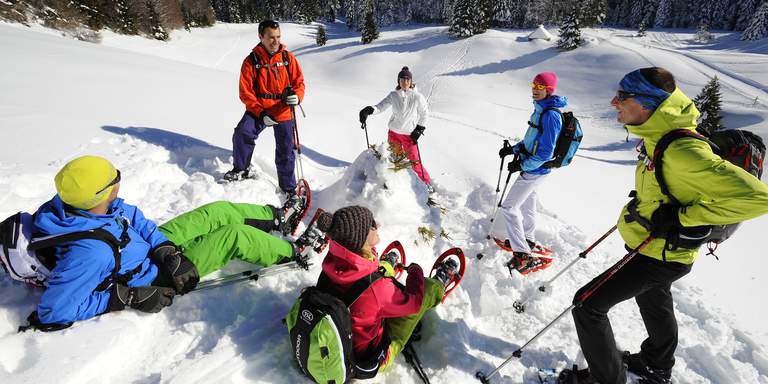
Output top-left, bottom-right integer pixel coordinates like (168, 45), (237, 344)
(316, 269), (384, 307)
(652, 129), (715, 205)
(249, 51), (262, 96)
(528, 107), (561, 129)
(248, 50), (293, 101)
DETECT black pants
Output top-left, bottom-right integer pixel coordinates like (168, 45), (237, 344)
(571, 253), (692, 384)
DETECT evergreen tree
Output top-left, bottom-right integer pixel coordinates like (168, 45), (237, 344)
(115, 0), (137, 34)
(181, 2), (193, 31)
(74, 0), (105, 31)
(693, 76), (724, 134)
(316, 24), (328, 45)
(742, 1), (768, 40)
(474, 0), (493, 34)
(557, 6), (583, 50)
(736, 0), (759, 31)
(628, 0), (646, 27)
(146, 0), (169, 41)
(581, 0), (608, 27)
(637, 20), (648, 36)
(653, 0), (672, 28)
(360, 2), (379, 44)
(449, 0), (474, 38)
(695, 19), (713, 42)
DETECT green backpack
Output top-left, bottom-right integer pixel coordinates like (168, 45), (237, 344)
(286, 271), (384, 384)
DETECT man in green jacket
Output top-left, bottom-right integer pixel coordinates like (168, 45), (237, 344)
(564, 68), (768, 384)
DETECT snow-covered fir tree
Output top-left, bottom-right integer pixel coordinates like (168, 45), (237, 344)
(637, 20), (648, 37)
(316, 24), (327, 46)
(736, 0), (759, 31)
(146, 0), (169, 41)
(581, 0), (608, 27)
(115, 0), (138, 35)
(693, 76), (724, 134)
(182, 2), (193, 31)
(696, 20), (713, 42)
(360, 2), (379, 44)
(653, 0), (672, 28)
(557, 6), (583, 50)
(449, 0), (474, 38)
(741, 1), (768, 41)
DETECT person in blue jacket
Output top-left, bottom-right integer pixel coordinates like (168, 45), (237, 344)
(30, 155), (310, 329)
(497, 72), (567, 276)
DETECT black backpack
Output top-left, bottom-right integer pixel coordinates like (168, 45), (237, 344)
(528, 107), (584, 168)
(651, 128), (766, 249)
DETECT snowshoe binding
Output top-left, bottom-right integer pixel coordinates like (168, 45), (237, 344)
(379, 240), (407, 279)
(505, 252), (553, 277)
(292, 209), (329, 269)
(493, 237), (553, 257)
(276, 179), (311, 236)
(429, 247), (466, 303)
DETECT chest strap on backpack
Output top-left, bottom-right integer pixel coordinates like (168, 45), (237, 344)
(249, 50), (292, 100)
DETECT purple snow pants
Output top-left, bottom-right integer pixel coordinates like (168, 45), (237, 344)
(232, 111), (296, 191)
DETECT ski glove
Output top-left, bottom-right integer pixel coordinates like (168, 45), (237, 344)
(410, 125), (426, 143)
(107, 284), (176, 313)
(649, 203), (681, 238)
(260, 111), (278, 126)
(282, 88), (299, 106)
(359, 106), (374, 124)
(507, 158), (522, 173)
(151, 242), (200, 294)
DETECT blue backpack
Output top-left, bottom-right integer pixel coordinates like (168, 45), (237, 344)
(529, 107), (583, 168)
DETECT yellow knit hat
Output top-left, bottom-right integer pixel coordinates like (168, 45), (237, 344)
(54, 155), (119, 210)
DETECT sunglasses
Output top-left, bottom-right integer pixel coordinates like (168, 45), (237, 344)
(95, 169), (121, 196)
(615, 90), (654, 101)
(531, 83), (548, 91)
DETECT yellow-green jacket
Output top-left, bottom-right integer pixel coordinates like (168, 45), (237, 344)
(617, 88), (768, 264)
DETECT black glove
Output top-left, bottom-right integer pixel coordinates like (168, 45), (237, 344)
(151, 242), (200, 294)
(108, 284), (176, 313)
(507, 158), (522, 173)
(410, 125), (426, 143)
(650, 203), (681, 238)
(359, 106), (374, 124)
(498, 143), (515, 158)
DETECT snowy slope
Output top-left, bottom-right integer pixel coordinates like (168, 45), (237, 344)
(1, 21), (767, 384)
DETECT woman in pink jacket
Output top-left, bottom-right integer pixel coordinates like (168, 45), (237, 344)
(316, 206), (454, 375)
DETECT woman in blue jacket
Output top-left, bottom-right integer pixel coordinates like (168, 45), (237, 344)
(497, 72), (567, 276)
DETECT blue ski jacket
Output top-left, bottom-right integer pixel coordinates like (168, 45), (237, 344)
(515, 95), (568, 175)
(33, 196), (166, 324)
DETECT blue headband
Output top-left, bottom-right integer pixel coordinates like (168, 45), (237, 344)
(619, 70), (671, 111)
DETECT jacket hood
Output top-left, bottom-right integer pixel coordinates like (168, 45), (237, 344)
(535, 95), (568, 110)
(625, 88), (700, 153)
(321, 240), (379, 286)
(34, 196), (123, 235)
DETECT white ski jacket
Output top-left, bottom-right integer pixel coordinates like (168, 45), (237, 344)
(371, 87), (429, 135)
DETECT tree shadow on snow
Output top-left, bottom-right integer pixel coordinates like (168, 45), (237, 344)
(442, 47), (560, 76)
(338, 29), (453, 61)
(576, 154), (637, 166)
(579, 139), (638, 152)
(721, 111), (765, 130)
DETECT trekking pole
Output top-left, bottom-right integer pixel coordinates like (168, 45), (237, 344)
(475, 236), (654, 384)
(361, 122), (371, 149)
(415, 140), (428, 187)
(512, 225), (618, 313)
(192, 261), (305, 292)
(494, 140), (512, 204)
(484, 155), (518, 239)
(290, 104), (306, 181)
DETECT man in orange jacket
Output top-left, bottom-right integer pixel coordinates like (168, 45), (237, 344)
(224, 20), (306, 195)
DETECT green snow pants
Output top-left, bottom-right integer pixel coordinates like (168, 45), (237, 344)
(378, 262), (445, 370)
(158, 201), (293, 277)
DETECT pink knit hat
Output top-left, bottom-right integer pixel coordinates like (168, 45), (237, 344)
(533, 72), (558, 94)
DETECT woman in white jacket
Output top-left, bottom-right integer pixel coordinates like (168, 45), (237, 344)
(359, 66), (431, 188)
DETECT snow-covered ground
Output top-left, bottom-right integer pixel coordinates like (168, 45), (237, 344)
(1, 21), (767, 383)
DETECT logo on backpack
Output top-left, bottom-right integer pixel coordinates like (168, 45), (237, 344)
(301, 309), (314, 323)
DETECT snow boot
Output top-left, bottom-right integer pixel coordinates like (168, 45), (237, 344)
(222, 167), (251, 182)
(433, 258), (459, 286)
(292, 209), (329, 263)
(556, 364), (598, 384)
(622, 351), (672, 384)
(505, 252), (552, 277)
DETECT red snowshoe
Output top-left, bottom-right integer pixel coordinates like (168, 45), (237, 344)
(281, 179), (312, 236)
(429, 248), (466, 303)
(378, 240), (407, 279)
(492, 237), (553, 257)
(294, 208), (329, 258)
